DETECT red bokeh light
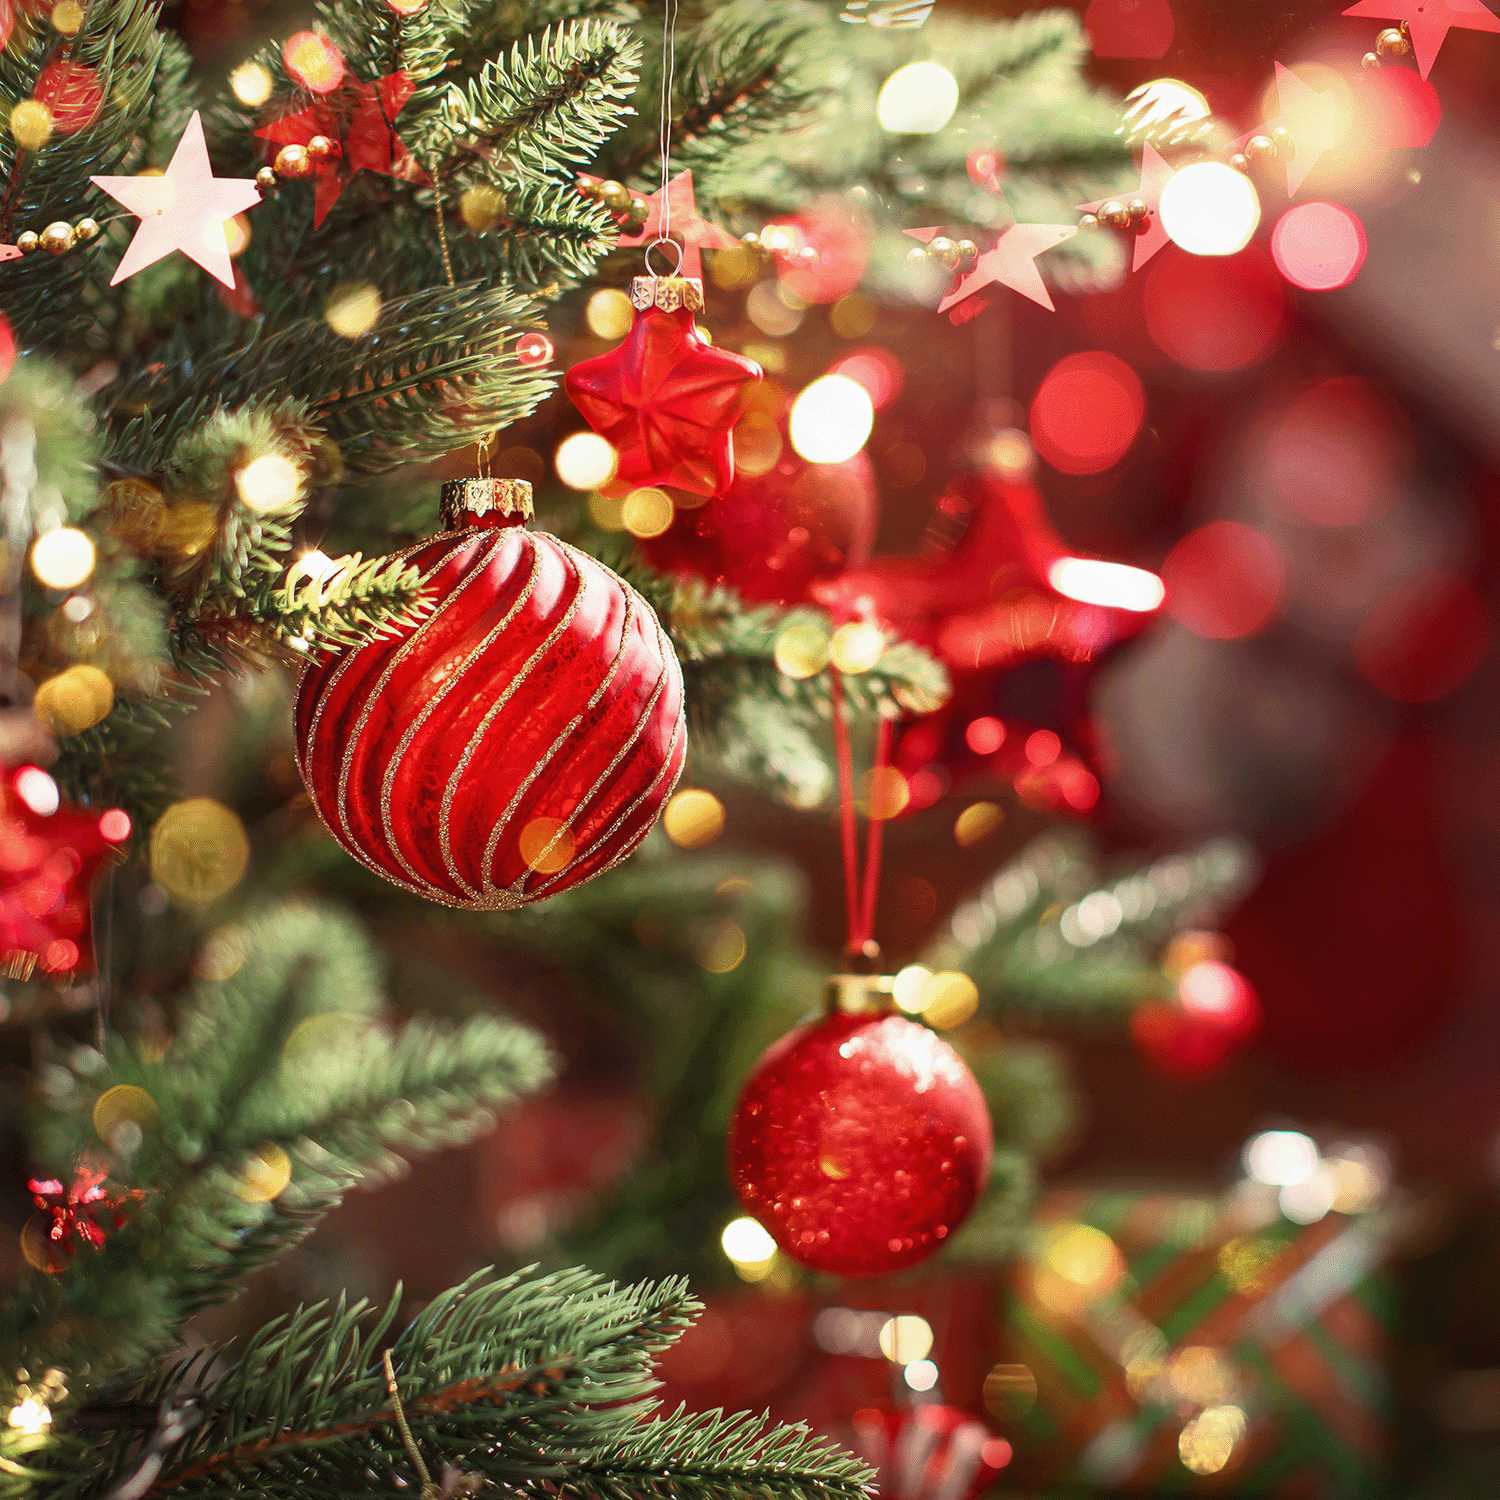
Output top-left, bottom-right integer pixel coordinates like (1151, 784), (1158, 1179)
(34, 60), (103, 135)
(1355, 571), (1490, 703)
(1271, 202), (1367, 292)
(1029, 351), (1145, 475)
(1144, 249), (1290, 372)
(1084, 0), (1175, 57)
(830, 346), (903, 411)
(1354, 68), (1441, 149)
(1025, 729), (1061, 767)
(98, 810), (131, 843)
(966, 149), (1004, 190)
(283, 31), (346, 94)
(773, 199), (868, 306)
(964, 716), (1005, 755)
(1162, 521), (1285, 639)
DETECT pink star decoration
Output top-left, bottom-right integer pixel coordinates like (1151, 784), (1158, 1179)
(611, 170), (738, 279)
(0, 246), (22, 264)
(91, 112), (261, 287)
(1232, 64), (1359, 197)
(1078, 145), (1175, 271)
(1344, 0), (1500, 76)
(905, 222), (1077, 315)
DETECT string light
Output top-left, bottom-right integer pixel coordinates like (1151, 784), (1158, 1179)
(235, 454), (303, 512)
(721, 1215), (778, 1281)
(789, 375), (874, 463)
(555, 432), (617, 490)
(876, 61), (959, 133)
(31, 527), (95, 589)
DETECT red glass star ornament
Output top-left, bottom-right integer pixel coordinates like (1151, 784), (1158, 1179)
(590, 170), (738, 279)
(91, 112), (262, 287)
(0, 245), (22, 264)
(905, 222), (1077, 317)
(1078, 145), (1175, 270)
(256, 69), (429, 227)
(1345, 0), (1500, 75)
(1231, 64), (1360, 196)
(26, 1157), (148, 1272)
(564, 303), (763, 500)
(0, 764), (130, 981)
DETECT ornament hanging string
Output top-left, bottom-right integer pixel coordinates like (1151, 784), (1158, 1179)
(829, 668), (892, 961)
(652, 0), (680, 266)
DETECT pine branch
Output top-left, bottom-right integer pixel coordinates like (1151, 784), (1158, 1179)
(250, 551), (430, 651)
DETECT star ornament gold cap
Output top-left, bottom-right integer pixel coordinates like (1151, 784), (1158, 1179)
(630, 276), (706, 312)
(440, 478), (534, 529)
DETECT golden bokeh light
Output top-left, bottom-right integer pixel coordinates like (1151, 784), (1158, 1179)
(459, 184), (505, 231)
(587, 490), (627, 531)
(828, 620), (884, 674)
(223, 213), (252, 258)
(860, 764), (910, 820)
(283, 1011), (374, 1067)
(694, 918), (747, 974)
(831, 293), (878, 339)
(919, 970), (979, 1030)
(954, 801), (1004, 848)
(663, 789), (726, 849)
(586, 288), (635, 341)
(235, 453), (303, 512)
(984, 1363), (1039, 1419)
(892, 964), (932, 1012)
(158, 501), (218, 557)
(150, 798), (251, 906)
(519, 817), (575, 874)
(234, 1141), (293, 1202)
(229, 61), (274, 108)
(50, 2), (84, 36)
(622, 486), (674, 539)
(92, 1084), (159, 1143)
(709, 245), (759, 289)
(1178, 1405), (1247, 1477)
(31, 527), (96, 589)
(194, 928), (247, 983)
(774, 619), (830, 679)
(735, 418), (783, 477)
(7, 1397), (51, 1434)
(10, 101), (55, 152)
(878, 1314), (934, 1364)
(324, 282), (382, 338)
(33, 665), (114, 736)
(555, 432), (617, 490)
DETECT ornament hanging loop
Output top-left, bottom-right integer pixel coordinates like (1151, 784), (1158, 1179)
(644, 235), (685, 279)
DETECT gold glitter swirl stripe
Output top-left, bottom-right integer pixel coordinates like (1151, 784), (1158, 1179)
(376, 534), (543, 895)
(483, 584), (638, 897)
(438, 538), (589, 901)
(531, 603), (687, 896)
(334, 531), (507, 903)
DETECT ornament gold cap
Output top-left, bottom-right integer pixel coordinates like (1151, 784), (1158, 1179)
(630, 275), (705, 313)
(440, 477), (534, 529)
(823, 973), (896, 1016)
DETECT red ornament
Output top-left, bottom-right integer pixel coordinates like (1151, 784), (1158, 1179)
(25, 1158), (146, 1272)
(1131, 960), (1260, 1078)
(0, 765), (130, 981)
(728, 993), (992, 1277)
(294, 479), (686, 910)
(850, 1405), (1012, 1500)
(255, 68), (429, 227)
(564, 276), (762, 501)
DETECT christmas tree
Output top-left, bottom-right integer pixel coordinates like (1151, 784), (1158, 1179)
(0, 1), (1266, 1495)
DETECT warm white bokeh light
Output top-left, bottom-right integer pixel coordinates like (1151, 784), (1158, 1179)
(1048, 557), (1165, 612)
(1242, 1129), (1319, 1187)
(893, 964), (933, 1013)
(876, 61), (959, 134)
(1159, 162), (1260, 256)
(903, 1359), (940, 1392)
(555, 432), (617, 490)
(879, 1314), (934, 1363)
(235, 454), (302, 513)
(30, 527), (95, 589)
(721, 1216), (777, 1264)
(789, 375), (874, 464)
(14, 767), (59, 817)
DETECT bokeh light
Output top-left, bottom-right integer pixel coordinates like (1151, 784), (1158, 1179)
(903, 1359), (940, 1391)
(1161, 521), (1284, 639)
(1243, 1129), (1319, 1186)
(324, 282), (382, 338)
(954, 801), (1003, 847)
(519, 817), (575, 874)
(586, 288), (635, 341)
(1179, 1405), (1247, 1476)
(1030, 352), (1145, 475)
(876, 62), (959, 134)
(1048, 557), (1165, 612)
(879, 1314), (934, 1363)
(9, 100), (53, 151)
(774, 619), (831, 679)
(229, 62), (274, 108)
(965, 716), (1006, 754)
(14, 767), (59, 817)
(1354, 571), (1490, 703)
(861, 765), (910, 820)
(722, 1215), (777, 1263)
(150, 798), (251, 906)
(828, 619), (884, 673)
(234, 1142), (293, 1202)
(282, 31), (345, 93)
(1159, 162), (1260, 256)
(223, 214), (252, 258)
(1355, 68), (1440, 149)
(1144, 249), (1289, 372)
(920, 971), (979, 1030)
(830, 347), (903, 411)
(515, 331), (554, 367)
(663, 789), (726, 848)
(93, 1084), (158, 1144)
(31, 528), (95, 589)
(555, 432), (617, 490)
(789, 375), (874, 463)
(1271, 202), (1367, 291)
(622, 487), (674, 539)
(236, 454), (303, 512)
(33, 665), (114, 735)
(694, 918), (747, 973)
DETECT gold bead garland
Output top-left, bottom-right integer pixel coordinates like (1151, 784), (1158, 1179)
(10, 213), (100, 257)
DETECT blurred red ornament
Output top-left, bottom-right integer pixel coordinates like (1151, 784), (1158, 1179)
(1083, 0), (1175, 56)
(728, 1003), (992, 1277)
(771, 198), (870, 305)
(514, 331), (554, 367)
(851, 1404), (1012, 1500)
(255, 68), (428, 227)
(295, 481), (686, 910)
(639, 401), (876, 605)
(34, 59), (103, 135)
(1353, 68), (1441, 148)
(1131, 960), (1260, 1077)
(0, 765), (129, 982)
(565, 291), (763, 501)
(24, 1158), (146, 1272)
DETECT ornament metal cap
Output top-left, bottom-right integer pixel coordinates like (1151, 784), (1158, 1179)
(440, 477), (534, 530)
(823, 973), (896, 1016)
(630, 275), (706, 313)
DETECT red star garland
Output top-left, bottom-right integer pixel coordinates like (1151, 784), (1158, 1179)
(1231, 63), (1361, 196)
(580, 169), (738, 279)
(1078, 144), (1175, 271)
(0, 764), (130, 980)
(1345, 0), (1500, 75)
(0, 245), (22, 264)
(255, 69), (429, 227)
(905, 222), (1077, 318)
(564, 304), (763, 500)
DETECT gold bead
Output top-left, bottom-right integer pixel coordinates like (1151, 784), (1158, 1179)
(256, 166), (278, 192)
(955, 237), (979, 271)
(624, 192), (649, 224)
(40, 221), (74, 254)
(1229, 152), (1250, 172)
(906, 244), (930, 268)
(1127, 198), (1149, 221)
(1079, 212), (1100, 230)
(598, 179), (631, 212)
(274, 144), (314, 179)
(1361, 50), (1382, 68)
(73, 217), (98, 243)
(1270, 125), (1292, 151)
(1246, 134), (1277, 162)
(1100, 199), (1132, 229)
(307, 134), (336, 160)
(16, 231), (39, 255)
(741, 230), (764, 255)
(927, 234), (961, 270)
(1376, 25), (1410, 54)
(575, 174), (601, 199)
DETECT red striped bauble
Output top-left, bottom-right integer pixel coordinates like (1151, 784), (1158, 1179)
(294, 478), (686, 909)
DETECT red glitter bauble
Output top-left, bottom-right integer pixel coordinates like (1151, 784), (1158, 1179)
(728, 1006), (992, 1277)
(294, 480), (686, 909)
(1131, 960), (1260, 1078)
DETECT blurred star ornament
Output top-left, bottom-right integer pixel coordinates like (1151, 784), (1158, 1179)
(255, 68), (428, 226)
(0, 764), (129, 981)
(565, 275), (763, 500)
(1230, 64), (1355, 196)
(1344, 0), (1500, 75)
(850, 1405), (1012, 1500)
(1078, 146), (1174, 270)
(906, 223), (1076, 317)
(295, 479), (686, 909)
(91, 111), (261, 286)
(728, 973), (992, 1277)
(610, 170), (738, 281)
